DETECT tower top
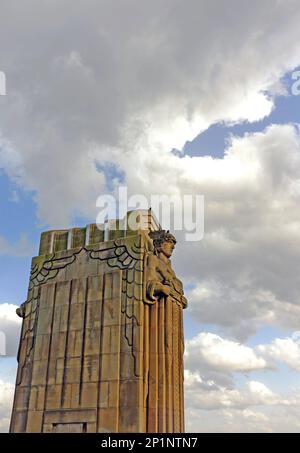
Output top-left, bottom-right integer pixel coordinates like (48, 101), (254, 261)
(38, 209), (161, 256)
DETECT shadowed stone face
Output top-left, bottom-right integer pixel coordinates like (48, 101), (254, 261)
(149, 230), (177, 259)
(158, 239), (176, 259)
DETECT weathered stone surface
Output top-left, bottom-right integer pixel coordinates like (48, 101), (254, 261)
(10, 210), (187, 433)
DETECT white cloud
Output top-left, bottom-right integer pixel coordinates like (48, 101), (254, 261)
(185, 332), (268, 377)
(184, 370), (300, 432)
(0, 1), (300, 225)
(170, 123), (300, 339)
(258, 336), (300, 372)
(187, 279), (300, 341)
(0, 304), (22, 357)
(0, 304), (20, 324)
(184, 365), (300, 432)
(0, 379), (14, 433)
(185, 404), (300, 433)
(185, 372), (282, 411)
(184, 330), (300, 432)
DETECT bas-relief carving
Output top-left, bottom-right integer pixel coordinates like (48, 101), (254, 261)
(142, 230), (186, 432)
(11, 228), (186, 433)
(145, 230), (187, 308)
(17, 231), (186, 315)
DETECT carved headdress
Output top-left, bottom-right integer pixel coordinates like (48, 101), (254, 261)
(149, 229), (177, 253)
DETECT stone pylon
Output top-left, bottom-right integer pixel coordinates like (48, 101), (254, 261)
(10, 210), (187, 433)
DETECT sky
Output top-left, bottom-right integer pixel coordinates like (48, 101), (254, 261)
(1, 0), (300, 432)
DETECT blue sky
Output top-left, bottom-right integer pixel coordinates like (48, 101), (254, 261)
(184, 71), (300, 158)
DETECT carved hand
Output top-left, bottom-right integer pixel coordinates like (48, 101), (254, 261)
(154, 282), (172, 297)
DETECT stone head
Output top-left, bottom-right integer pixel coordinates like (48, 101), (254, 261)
(149, 230), (177, 258)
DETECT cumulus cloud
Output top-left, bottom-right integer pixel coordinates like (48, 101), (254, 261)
(0, 304), (22, 357)
(186, 333), (267, 372)
(0, 1), (300, 225)
(185, 332), (269, 387)
(184, 330), (300, 382)
(0, 379), (14, 433)
(185, 404), (300, 433)
(174, 124), (300, 339)
(184, 369), (300, 432)
(185, 372), (284, 411)
(258, 335), (300, 372)
(183, 330), (300, 432)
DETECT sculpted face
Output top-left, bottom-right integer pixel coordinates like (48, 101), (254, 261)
(159, 240), (175, 258)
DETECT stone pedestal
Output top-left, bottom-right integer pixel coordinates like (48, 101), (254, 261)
(10, 211), (187, 433)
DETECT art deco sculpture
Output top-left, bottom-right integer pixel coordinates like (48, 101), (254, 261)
(10, 210), (187, 433)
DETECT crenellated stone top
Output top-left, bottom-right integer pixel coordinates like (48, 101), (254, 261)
(38, 209), (161, 256)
